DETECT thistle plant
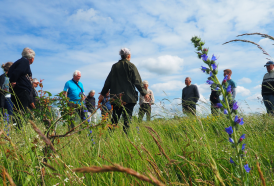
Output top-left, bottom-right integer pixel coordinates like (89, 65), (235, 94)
(191, 36), (250, 184)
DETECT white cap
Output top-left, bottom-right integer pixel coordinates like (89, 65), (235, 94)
(143, 80), (149, 85)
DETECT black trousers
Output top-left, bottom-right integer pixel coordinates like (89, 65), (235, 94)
(138, 103), (151, 122)
(183, 104), (196, 115)
(211, 102), (220, 116)
(111, 103), (135, 134)
(11, 88), (30, 129)
(69, 106), (86, 129)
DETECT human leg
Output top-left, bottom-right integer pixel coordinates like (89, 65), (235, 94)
(144, 104), (151, 121)
(121, 103), (135, 134)
(138, 104), (145, 122)
(263, 95), (274, 115)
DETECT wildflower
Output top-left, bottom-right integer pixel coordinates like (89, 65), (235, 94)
(206, 80), (214, 85)
(227, 85), (231, 93)
(83, 110), (88, 112)
(201, 66), (208, 73)
(64, 178), (69, 182)
(201, 54), (208, 61)
(244, 164), (251, 173)
(242, 144), (246, 151)
(229, 138), (234, 143)
(238, 134), (245, 143)
(224, 109), (228, 114)
(211, 54), (217, 62)
(83, 117), (86, 120)
(216, 103), (223, 108)
(90, 130), (92, 134)
(93, 142), (95, 144)
(223, 75), (228, 82)
(234, 115), (244, 125)
(232, 102), (239, 110)
(215, 87), (220, 91)
(230, 157), (235, 164)
(225, 126), (233, 135)
(210, 71), (213, 77)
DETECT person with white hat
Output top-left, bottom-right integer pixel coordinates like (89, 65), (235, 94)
(138, 80), (154, 122)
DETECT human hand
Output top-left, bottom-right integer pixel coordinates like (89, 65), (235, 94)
(11, 82), (16, 88)
(144, 94), (151, 102)
(99, 94), (104, 102)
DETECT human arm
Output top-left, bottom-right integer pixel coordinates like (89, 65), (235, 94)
(150, 90), (155, 105)
(9, 60), (29, 83)
(232, 88), (236, 100)
(130, 64), (147, 97)
(194, 85), (200, 103)
(101, 69), (112, 97)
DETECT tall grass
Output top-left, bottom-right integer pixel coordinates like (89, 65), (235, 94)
(1, 108), (274, 185)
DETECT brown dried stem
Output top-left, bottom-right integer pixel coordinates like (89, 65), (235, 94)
(2, 168), (16, 186)
(237, 32), (274, 42)
(257, 162), (266, 186)
(73, 164), (165, 186)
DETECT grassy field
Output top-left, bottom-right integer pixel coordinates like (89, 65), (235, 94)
(1, 112), (274, 185)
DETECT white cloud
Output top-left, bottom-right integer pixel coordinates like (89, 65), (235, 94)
(237, 86), (251, 96)
(253, 84), (262, 89)
(139, 55), (183, 75)
(247, 93), (262, 101)
(239, 77), (252, 84)
(151, 80), (185, 93)
(68, 8), (112, 23)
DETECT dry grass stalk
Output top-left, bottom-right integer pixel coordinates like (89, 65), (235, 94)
(237, 32), (274, 41)
(145, 126), (162, 142)
(0, 129), (16, 148)
(2, 168), (16, 186)
(146, 158), (165, 183)
(257, 162), (266, 186)
(73, 164), (165, 186)
(29, 120), (56, 153)
(141, 145), (157, 165)
(126, 146), (133, 160)
(195, 179), (214, 185)
(42, 162), (57, 171)
(148, 130), (170, 162)
(128, 140), (143, 160)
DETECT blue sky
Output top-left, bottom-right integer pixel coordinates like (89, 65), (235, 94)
(1, 0), (274, 116)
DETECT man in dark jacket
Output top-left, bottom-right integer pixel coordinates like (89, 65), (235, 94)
(182, 77), (200, 115)
(99, 48), (150, 134)
(8, 47), (35, 128)
(262, 61), (274, 115)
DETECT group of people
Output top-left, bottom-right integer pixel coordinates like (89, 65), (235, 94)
(1, 47), (274, 133)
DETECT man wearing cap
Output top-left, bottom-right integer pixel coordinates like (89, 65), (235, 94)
(262, 61), (274, 115)
(138, 80), (155, 122)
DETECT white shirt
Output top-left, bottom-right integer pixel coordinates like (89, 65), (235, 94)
(139, 88), (155, 105)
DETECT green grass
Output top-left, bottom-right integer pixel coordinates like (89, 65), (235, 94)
(1, 113), (274, 185)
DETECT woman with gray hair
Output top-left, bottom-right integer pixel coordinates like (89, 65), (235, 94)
(29, 78), (39, 110)
(0, 62), (14, 116)
(99, 48), (150, 134)
(8, 47), (35, 129)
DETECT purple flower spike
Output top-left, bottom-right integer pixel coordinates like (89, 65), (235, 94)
(90, 130), (92, 133)
(229, 138), (234, 143)
(223, 75), (228, 82)
(201, 54), (208, 61)
(230, 157), (235, 164)
(227, 85), (232, 93)
(234, 115), (244, 125)
(225, 126), (233, 135)
(216, 103), (223, 108)
(211, 63), (217, 70)
(210, 71), (213, 77)
(211, 54), (217, 62)
(224, 109), (228, 115)
(201, 66), (208, 73)
(242, 144), (246, 151)
(215, 87), (220, 91)
(238, 134), (246, 143)
(244, 164), (251, 173)
(206, 80), (214, 85)
(232, 102), (239, 110)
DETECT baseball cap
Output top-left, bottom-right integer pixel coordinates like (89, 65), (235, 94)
(264, 61), (274, 67)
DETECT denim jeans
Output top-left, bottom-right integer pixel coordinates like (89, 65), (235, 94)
(4, 98), (13, 116)
(263, 95), (274, 114)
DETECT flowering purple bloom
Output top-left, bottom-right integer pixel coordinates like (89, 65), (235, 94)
(234, 115), (244, 125)
(211, 63), (217, 70)
(223, 75), (228, 82)
(201, 54), (208, 61)
(224, 109), (228, 115)
(215, 87), (220, 91)
(91, 139), (93, 141)
(206, 80), (214, 85)
(210, 71), (213, 77)
(230, 157), (235, 164)
(229, 138), (234, 143)
(84, 110), (88, 112)
(90, 130), (92, 133)
(227, 85), (231, 93)
(225, 126), (233, 135)
(216, 103), (223, 108)
(244, 164), (251, 173)
(83, 117), (86, 120)
(232, 102), (239, 110)
(93, 142), (96, 144)
(201, 66), (208, 73)
(211, 54), (217, 62)
(238, 134), (246, 143)
(242, 144), (246, 151)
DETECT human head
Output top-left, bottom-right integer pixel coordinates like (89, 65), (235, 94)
(264, 61), (274, 72)
(143, 80), (149, 90)
(224, 69), (232, 80)
(185, 77), (191, 86)
(89, 90), (95, 97)
(32, 78), (39, 88)
(119, 48), (131, 60)
(106, 90), (110, 96)
(21, 47), (35, 64)
(73, 70), (81, 82)
(2, 62), (13, 73)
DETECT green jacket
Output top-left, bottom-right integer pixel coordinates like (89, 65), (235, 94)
(101, 59), (147, 104)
